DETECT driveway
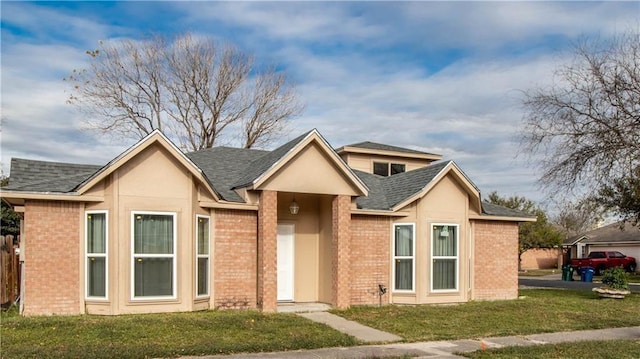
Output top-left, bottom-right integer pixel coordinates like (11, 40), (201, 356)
(519, 274), (640, 293)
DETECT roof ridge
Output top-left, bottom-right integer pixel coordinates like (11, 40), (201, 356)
(339, 140), (440, 156)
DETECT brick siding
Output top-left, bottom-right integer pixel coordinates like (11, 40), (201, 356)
(257, 190), (277, 312)
(213, 209), (258, 310)
(23, 200), (81, 315)
(331, 195), (351, 308)
(350, 215), (391, 305)
(472, 220), (519, 300)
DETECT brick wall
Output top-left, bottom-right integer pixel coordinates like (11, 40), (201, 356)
(472, 220), (519, 300)
(520, 248), (562, 270)
(350, 215), (391, 305)
(257, 190), (277, 312)
(331, 195), (351, 308)
(213, 209), (258, 310)
(23, 200), (81, 315)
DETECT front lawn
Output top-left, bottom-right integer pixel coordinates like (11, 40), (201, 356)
(518, 269), (559, 277)
(333, 289), (640, 341)
(1, 310), (357, 359)
(463, 339), (640, 359)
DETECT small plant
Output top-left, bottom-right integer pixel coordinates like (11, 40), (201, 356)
(601, 267), (629, 290)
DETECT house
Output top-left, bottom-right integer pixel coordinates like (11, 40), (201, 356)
(563, 221), (640, 269)
(1, 129), (535, 316)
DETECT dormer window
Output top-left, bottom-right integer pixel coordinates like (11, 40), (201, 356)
(373, 162), (406, 176)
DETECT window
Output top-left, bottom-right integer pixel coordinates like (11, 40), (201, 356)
(86, 211), (107, 299)
(431, 224), (458, 291)
(391, 163), (406, 175)
(132, 212), (176, 299)
(393, 224), (415, 291)
(374, 162), (406, 176)
(374, 162), (389, 176)
(196, 215), (210, 297)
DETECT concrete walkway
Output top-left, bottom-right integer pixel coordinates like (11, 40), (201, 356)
(181, 326), (640, 358)
(298, 311), (402, 343)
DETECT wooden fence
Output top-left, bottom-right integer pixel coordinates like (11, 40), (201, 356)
(1, 235), (20, 307)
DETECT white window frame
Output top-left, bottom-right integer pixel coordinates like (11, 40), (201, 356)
(195, 215), (210, 298)
(373, 161), (406, 177)
(85, 210), (108, 300)
(430, 223), (459, 292)
(392, 223), (416, 293)
(131, 211), (177, 301)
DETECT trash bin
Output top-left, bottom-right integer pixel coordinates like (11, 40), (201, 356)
(568, 265), (575, 281)
(561, 265), (574, 281)
(583, 266), (595, 282)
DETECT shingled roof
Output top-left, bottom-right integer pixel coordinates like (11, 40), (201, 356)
(2, 131), (531, 219)
(481, 202), (537, 219)
(4, 158), (102, 193)
(563, 221), (640, 246)
(341, 141), (437, 156)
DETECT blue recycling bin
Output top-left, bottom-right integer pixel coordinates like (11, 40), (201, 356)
(580, 267), (594, 282)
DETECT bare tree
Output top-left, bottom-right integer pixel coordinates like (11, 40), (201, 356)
(66, 33), (302, 151)
(521, 29), (640, 225)
(552, 198), (603, 238)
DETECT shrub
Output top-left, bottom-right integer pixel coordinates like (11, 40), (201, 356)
(601, 267), (629, 290)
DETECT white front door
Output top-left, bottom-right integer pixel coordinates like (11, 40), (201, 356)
(277, 224), (295, 301)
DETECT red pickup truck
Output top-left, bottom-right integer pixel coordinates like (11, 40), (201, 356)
(570, 251), (637, 275)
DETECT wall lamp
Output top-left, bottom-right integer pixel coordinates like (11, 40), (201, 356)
(289, 198), (300, 215)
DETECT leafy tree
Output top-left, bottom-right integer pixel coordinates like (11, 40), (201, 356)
(0, 176), (20, 237)
(596, 166), (640, 226)
(486, 191), (564, 269)
(520, 30), (640, 226)
(65, 33), (302, 151)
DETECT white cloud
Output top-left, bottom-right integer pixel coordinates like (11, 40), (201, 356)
(2, 1), (636, 204)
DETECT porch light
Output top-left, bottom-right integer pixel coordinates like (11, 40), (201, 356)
(440, 226), (449, 239)
(289, 199), (300, 215)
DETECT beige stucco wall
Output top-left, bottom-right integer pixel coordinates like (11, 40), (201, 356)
(276, 192), (335, 303)
(340, 153), (432, 174)
(391, 173), (471, 305)
(263, 143), (360, 196)
(84, 144), (207, 315)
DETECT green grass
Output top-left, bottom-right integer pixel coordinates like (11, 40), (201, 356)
(333, 289), (640, 341)
(1, 310), (358, 359)
(518, 269), (640, 283)
(462, 339), (640, 359)
(518, 269), (560, 277)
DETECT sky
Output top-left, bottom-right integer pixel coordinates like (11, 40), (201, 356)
(1, 1), (638, 205)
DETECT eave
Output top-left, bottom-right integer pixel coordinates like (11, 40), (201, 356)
(198, 200), (259, 211)
(336, 146), (442, 161)
(0, 190), (104, 204)
(469, 214), (537, 222)
(351, 209), (410, 217)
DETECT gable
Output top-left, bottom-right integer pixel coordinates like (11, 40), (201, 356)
(390, 161), (481, 213)
(243, 129), (367, 196)
(116, 144), (192, 199)
(418, 173), (469, 219)
(259, 142), (363, 196)
(77, 130), (218, 201)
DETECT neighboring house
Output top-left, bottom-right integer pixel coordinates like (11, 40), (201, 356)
(563, 221), (640, 267)
(1, 129), (535, 316)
